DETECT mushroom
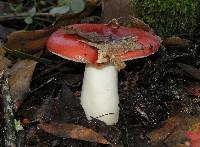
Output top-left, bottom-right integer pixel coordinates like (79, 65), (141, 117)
(47, 24), (161, 125)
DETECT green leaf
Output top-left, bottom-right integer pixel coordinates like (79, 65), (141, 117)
(28, 7), (36, 17)
(57, 0), (85, 13)
(24, 16), (33, 24)
(49, 5), (70, 16)
(70, 0), (85, 13)
(24, 7), (36, 24)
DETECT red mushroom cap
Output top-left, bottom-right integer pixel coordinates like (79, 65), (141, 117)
(47, 24), (161, 64)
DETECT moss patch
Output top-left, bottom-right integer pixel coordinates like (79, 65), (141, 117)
(131, 0), (199, 35)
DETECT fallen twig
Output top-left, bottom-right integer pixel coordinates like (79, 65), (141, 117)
(0, 13), (53, 22)
(0, 72), (16, 147)
(2, 45), (52, 65)
(30, 77), (55, 94)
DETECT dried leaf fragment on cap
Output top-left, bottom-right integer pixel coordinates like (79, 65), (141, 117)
(81, 36), (144, 70)
(64, 26), (144, 70)
(64, 26), (111, 42)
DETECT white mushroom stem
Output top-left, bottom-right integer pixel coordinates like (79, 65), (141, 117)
(81, 64), (119, 125)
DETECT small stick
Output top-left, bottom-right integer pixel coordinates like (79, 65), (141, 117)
(2, 45), (52, 65)
(0, 12), (52, 22)
(0, 72), (16, 147)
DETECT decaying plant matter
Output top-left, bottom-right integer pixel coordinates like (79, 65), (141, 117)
(64, 26), (144, 70)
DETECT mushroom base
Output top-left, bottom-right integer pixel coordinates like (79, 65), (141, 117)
(81, 64), (119, 125)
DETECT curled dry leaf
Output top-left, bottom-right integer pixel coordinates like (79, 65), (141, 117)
(5, 29), (52, 53)
(8, 60), (37, 111)
(38, 122), (110, 145)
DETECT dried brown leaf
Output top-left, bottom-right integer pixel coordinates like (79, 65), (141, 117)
(101, 0), (133, 23)
(0, 56), (12, 72)
(81, 36), (143, 70)
(38, 122), (110, 144)
(5, 29), (52, 53)
(64, 26), (110, 42)
(8, 60), (37, 111)
(147, 114), (200, 147)
(163, 36), (192, 49)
